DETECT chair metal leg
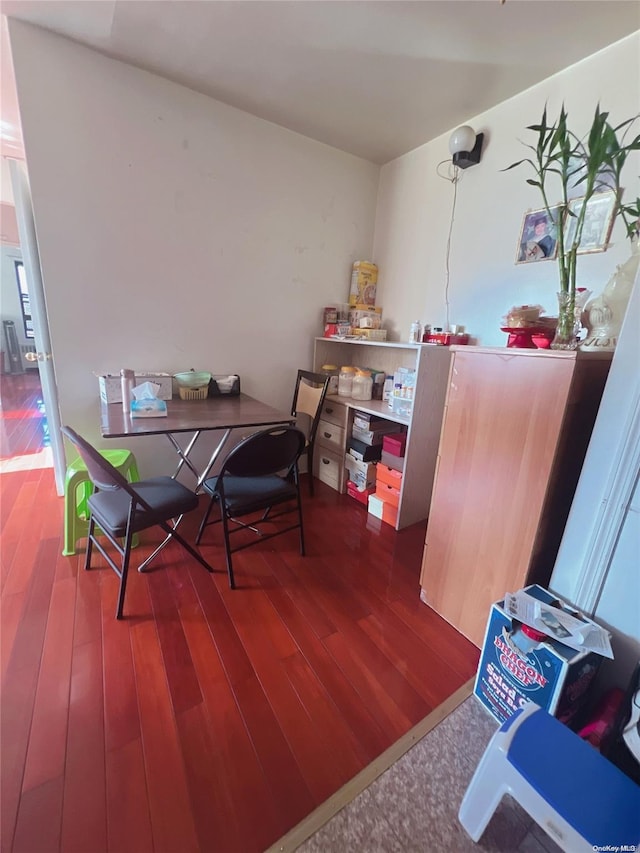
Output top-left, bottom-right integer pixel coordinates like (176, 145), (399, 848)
(296, 471), (306, 556)
(84, 517), (96, 570)
(116, 535), (133, 620)
(195, 494), (217, 544)
(307, 442), (315, 496)
(220, 511), (236, 589)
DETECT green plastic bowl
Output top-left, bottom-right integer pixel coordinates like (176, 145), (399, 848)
(174, 371), (212, 389)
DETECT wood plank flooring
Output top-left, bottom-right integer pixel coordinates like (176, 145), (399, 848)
(1, 374), (479, 853)
(0, 372), (48, 461)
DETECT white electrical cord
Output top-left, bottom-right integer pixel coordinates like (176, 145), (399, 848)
(436, 159), (462, 331)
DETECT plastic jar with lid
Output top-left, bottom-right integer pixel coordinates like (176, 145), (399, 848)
(321, 364), (339, 396)
(352, 369), (373, 401)
(338, 366), (356, 397)
(510, 624), (548, 657)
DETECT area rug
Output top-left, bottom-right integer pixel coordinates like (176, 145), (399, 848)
(267, 677), (475, 853)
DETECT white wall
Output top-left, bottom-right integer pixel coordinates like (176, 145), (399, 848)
(7, 20), (379, 474)
(373, 34), (640, 346)
(372, 32), (640, 683)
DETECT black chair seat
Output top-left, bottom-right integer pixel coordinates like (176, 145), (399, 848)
(202, 474), (298, 516)
(89, 476), (199, 536)
(196, 426), (306, 588)
(61, 426), (214, 619)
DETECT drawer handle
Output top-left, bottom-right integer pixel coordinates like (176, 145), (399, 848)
(325, 407), (334, 414)
(323, 431), (332, 439)
(322, 458), (331, 465)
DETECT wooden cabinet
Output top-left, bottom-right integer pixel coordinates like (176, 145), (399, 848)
(419, 346), (612, 647)
(313, 337), (451, 529)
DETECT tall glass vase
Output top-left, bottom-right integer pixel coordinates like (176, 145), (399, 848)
(551, 291), (579, 350)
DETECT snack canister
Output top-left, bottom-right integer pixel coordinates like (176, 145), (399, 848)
(338, 366), (356, 397)
(352, 369), (373, 401)
(321, 364), (339, 395)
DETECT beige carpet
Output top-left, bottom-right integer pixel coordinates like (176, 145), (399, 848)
(267, 679), (475, 852)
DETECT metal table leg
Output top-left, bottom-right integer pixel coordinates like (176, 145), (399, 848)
(137, 428), (233, 572)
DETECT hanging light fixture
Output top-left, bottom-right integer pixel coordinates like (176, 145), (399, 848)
(448, 125), (484, 169)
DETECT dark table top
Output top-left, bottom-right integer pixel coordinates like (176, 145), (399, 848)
(100, 393), (294, 438)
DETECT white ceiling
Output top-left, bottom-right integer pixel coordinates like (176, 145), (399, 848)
(1, 0), (639, 164)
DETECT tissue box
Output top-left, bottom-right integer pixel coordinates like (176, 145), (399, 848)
(98, 373), (173, 403)
(131, 398), (168, 418)
(210, 375), (241, 396)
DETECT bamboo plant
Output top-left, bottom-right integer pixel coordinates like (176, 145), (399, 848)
(506, 104), (640, 348)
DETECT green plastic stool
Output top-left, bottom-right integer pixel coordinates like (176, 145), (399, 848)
(62, 449), (141, 556)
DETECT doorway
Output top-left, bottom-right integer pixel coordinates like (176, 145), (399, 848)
(0, 370), (51, 471)
(5, 158), (66, 493)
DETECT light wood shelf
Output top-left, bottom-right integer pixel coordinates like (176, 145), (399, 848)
(313, 338), (451, 529)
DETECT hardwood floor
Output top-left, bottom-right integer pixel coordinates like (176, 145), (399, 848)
(1, 375), (479, 853)
(0, 372), (49, 461)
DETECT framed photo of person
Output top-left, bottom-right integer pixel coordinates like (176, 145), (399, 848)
(564, 190), (617, 254)
(516, 206), (562, 264)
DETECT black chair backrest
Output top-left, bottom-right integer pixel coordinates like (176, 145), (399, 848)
(222, 426), (306, 478)
(62, 425), (130, 492)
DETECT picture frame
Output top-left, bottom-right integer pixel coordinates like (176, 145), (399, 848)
(515, 206), (562, 264)
(563, 190), (617, 254)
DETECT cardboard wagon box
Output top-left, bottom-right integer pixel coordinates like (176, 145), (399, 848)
(474, 585), (608, 728)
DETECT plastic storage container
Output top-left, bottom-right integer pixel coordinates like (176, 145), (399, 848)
(408, 321), (422, 343)
(321, 364), (339, 396)
(120, 369), (135, 414)
(352, 369), (373, 401)
(338, 366), (356, 397)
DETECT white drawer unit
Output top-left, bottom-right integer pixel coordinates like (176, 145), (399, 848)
(316, 419), (345, 455)
(313, 337), (451, 529)
(320, 399), (347, 427)
(313, 447), (345, 492)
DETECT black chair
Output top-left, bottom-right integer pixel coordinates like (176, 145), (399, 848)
(61, 426), (214, 619)
(290, 369), (330, 496)
(195, 426), (306, 588)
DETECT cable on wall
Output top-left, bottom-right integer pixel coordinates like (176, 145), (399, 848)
(435, 126), (484, 331)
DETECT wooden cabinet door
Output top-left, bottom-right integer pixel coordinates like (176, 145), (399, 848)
(420, 350), (575, 646)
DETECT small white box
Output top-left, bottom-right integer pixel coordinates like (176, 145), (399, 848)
(97, 373), (173, 403)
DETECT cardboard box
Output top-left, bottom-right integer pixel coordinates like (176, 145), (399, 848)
(348, 306), (382, 330)
(382, 433), (407, 457)
(346, 481), (375, 505)
(375, 481), (400, 508)
(98, 373), (173, 403)
(348, 438), (382, 463)
(344, 454), (377, 490)
(353, 411), (395, 431)
(367, 493), (398, 527)
(352, 422), (403, 446)
(474, 585), (605, 727)
(351, 329), (388, 341)
(349, 261), (378, 307)
(381, 449), (405, 472)
(376, 464), (403, 489)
